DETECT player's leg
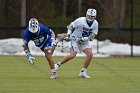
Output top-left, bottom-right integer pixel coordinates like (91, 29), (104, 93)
(42, 38), (57, 79)
(55, 41), (78, 70)
(44, 49), (55, 69)
(79, 42), (93, 78)
(79, 48), (93, 78)
(55, 49), (77, 70)
(62, 49), (77, 64)
(82, 48), (93, 69)
(50, 46), (56, 55)
(44, 48), (57, 79)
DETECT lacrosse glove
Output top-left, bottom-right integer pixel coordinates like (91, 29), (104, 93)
(26, 51), (35, 64)
(51, 39), (57, 46)
(76, 37), (85, 44)
(65, 34), (71, 41)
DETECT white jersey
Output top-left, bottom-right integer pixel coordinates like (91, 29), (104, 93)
(71, 17), (98, 38)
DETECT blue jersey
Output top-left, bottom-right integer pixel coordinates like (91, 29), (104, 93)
(23, 23), (53, 51)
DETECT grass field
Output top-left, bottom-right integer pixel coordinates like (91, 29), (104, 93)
(0, 55), (140, 93)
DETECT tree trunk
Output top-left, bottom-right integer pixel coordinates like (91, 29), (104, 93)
(119, 0), (126, 27)
(78, 0), (82, 17)
(21, 0), (26, 37)
(62, 0), (67, 18)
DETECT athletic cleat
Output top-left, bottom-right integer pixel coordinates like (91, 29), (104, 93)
(79, 70), (91, 78)
(55, 62), (61, 70)
(28, 60), (34, 65)
(50, 72), (57, 79)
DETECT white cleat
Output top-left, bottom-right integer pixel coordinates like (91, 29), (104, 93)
(79, 70), (91, 78)
(50, 72), (57, 79)
(28, 60), (34, 65)
(55, 62), (61, 70)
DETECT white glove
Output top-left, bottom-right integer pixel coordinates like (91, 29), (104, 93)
(52, 40), (57, 46)
(88, 33), (96, 41)
(26, 51), (35, 64)
(76, 37), (85, 44)
(51, 38), (57, 46)
(51, 30), (57, 46)
(65, 34), (71, 41)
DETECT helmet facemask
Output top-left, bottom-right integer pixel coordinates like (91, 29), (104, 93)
(29, 18), (39, 33)
(86, 15), (96, 22)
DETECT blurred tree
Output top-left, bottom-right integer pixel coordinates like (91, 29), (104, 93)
(78, 0), (82, 17)
(20, 0), (26, 37)
(95, 0), (127, 27)
(112, 0), (126, 27)
(119, 0), (126, 27)
(62, 0), (67, 18)
(0, 0), (139, 28)
(21, 0), (26, 27)
(0, 0), (6, 25)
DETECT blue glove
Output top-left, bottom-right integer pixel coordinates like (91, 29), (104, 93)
(26, 51), (35, 64)
(76, 37), (85, 44)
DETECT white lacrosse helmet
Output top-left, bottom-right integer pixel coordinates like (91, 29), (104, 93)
(86, 8), (97, 22)
(29, 18), (39, 33)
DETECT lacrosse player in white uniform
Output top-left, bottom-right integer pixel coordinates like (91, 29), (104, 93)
(55, 8), (98, 78)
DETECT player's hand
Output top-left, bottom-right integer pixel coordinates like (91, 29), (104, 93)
(51, 38), (57, 46)
(51, 37), (57, 46)
(26, 52), (35, 64)
(76, 37), (85, 44)
(88, 33), (95, 41)
(52, 40), (57, 46)
(65, 34), (71, 41)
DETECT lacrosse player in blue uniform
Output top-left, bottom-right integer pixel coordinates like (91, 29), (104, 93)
(22, 18), (57, 79)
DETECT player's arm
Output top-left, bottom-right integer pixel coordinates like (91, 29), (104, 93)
(65, 22), (74, 41)
(22, 42), (29, 51)
(22, 31), (35, 64)
(22, 41), (35, 64)
(50, 29), (57, 46)
(89, 21), (98, 41)
(51, 30), (55, 41)
(22, 30), (30, 52)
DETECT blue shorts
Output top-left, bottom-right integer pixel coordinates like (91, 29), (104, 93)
(40, 38), (52, 51)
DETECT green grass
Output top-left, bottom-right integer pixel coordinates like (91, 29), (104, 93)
(0, 55), (140, 93)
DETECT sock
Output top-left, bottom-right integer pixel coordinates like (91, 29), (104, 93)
(51, 69), (56, 73)
(57, 62), (61, 66)
(81, 68), (87, 72)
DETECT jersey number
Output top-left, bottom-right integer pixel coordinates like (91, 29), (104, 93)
(82, 31), (92, 37)
(34, 37), (45, 45)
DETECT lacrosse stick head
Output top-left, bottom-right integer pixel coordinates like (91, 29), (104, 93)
(57, 33), (67, 41)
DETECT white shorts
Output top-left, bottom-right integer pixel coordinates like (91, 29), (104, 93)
(70, 40), (91, 52)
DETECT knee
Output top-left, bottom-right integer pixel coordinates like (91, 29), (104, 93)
(87, 53), (93, 58)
